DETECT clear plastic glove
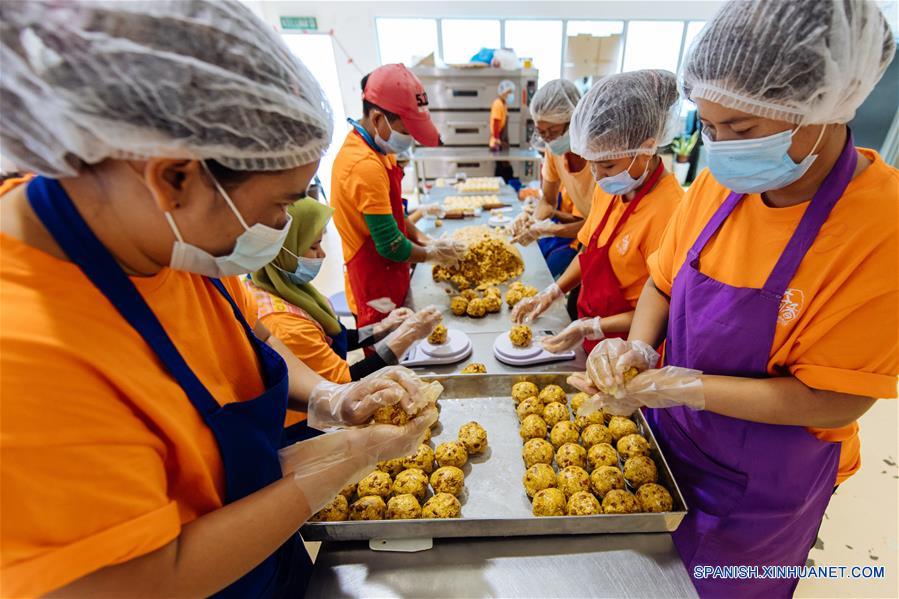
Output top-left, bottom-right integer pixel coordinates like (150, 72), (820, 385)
(384, 305), (442, 356)
(418, 203), (444, 217)
(511, 283), (563, 324)
(307, 365), (431, 428)
(507, 211), (533, 237)
(541, 317), (604, 353)
(426, 236), (467, 266)
(574, 367), (705, 417)
(377, 307), (414, 333)
(582, 338), (660, 399)
(280, 406), (438, 515)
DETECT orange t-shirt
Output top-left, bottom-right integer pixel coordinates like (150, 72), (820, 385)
(543, 149), (596, 216)
(577, 172), (683, 305)
(647, 149), (899, 484)
(490, 97), (508, 139)
(330, 129), (397, 263)
(0, 232), (266, 595)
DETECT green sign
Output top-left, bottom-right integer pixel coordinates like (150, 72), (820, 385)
(280, 16), (318, 31)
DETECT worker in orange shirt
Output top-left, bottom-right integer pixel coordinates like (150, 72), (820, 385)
(489, 79), (516, 182)
(0, 2), (435, 596)
(569, 1), (897, 596)
(331, 64), (465, 328)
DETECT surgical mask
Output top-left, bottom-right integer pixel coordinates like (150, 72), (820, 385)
(165, 164), (292, 277)
(702, 125), (826, 194)
(374, 118), (414, 155)
(597, 155), (649, 195)
(275, 248), (324, 285)
(547, 131), (571, 155)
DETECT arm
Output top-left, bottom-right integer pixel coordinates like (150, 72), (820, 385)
(554, 212), (582, 224)
(547, 219), (584, 238)
(407, 208), (425, 224)
(555, 255), (583, 293)
(536, 180), (561, 220)
(405, 217), (431, 245)
(349, 352), (390, 380)
(362, 213), (426, 263)
(626, 277), (670, 348)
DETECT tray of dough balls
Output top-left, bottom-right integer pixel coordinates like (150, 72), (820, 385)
(300, 374), (686, 542)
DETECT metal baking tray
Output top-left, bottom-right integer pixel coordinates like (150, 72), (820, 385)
(301, 374), (687, 542)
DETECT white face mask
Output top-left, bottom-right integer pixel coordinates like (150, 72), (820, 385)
(595, 155), (650, 195)
(374, 114), (414, 155)
(165, 163), (292, 277)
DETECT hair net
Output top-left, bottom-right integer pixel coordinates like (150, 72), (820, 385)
(570, 70), (680, 161)
(529, 79), (581, 124)
(0, 0), (334, 177)
(683, 0), (896, 125)
(498, 80), (516, 97)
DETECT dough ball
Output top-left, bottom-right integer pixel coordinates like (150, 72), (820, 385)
(505, 288), (524, 306)
(523, 463), (557, 498)
(567, 491), (602, 516)
(450, 296), (469, 316)
(483, 285), (502, 298)
(392, 468), (429, 501)
(522, 438), (555, 468)
(617, 434), (651, 460)
(590, 465), (625, 498)
(519, 414), (548, 440)
(435, 219), (443, 227)
(372, 404), (410, 426)
(623, 456), (658, 488)
(428, 324), (448, 345)
(349, 495), (386, 520)
(587, 443), (620, 471)
(538, 384), (567, 405)
(601, 489), (640, 514)
(432, 265), (451, 282)
(532, 487), (567, 517)
(556, 466), (591, 497)
(357, 470), (392, 499)
(509, 281), (525, 290)
(581, 424), (613, 448)
(310, 494), (348, 521)
(483, 294), (502, 313)
(461, 289), (479, 300)
(510, 325), (533, 347)
(516, 397), (544, 421)
(422, 493), (462, 518)
(542, 401), (569, 427)
(386, 494), (422, 520)
(466, 298), (487, 318)
(451, 274), (471, 290)
(555, 442), (587, 470)
(435, 441), (469, 468)
(574, 411), (605, 431)
(377, 458), (405, 478)
(608, 416), (638, 441)
(339, 482), (357, 501)
(635, 483), (673, 513)
(511, 381), (539, 404)
(430, 466), (465, 495)
(458, 421), (488, 455)
(549, 420), (580, 449)
(570, 392), (591, 414)
(403, 444), (436, 474)
(522, 285), (538, 297)
(461, 362), (487, 374)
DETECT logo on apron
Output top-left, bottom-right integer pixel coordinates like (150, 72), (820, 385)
(777, 288), (804, 325)
(616, 233), (631, 256)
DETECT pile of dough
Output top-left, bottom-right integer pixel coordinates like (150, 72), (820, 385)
(555, 442), (587, 469)
(511, 381), (539, 404)
(357, 470), (392, 498)
(458, 421), (488, 454)
(617, 434), (651, 460)
(310, 495), (348, 522)
(349, 495), (386, 520)
(608, 416), (638, 441)
(623, 456), (658, 487)
(567, 491), (602, 516)
(430, 466), (465, 495)
(542, 401), (569, 427)
(386, 494), (422, 520)
(523, 463), (557, 497)
(372, 404), (409, 426)
(451, 274), (471, 290)
(538, 384), (567, 404)
(516, 397), (544, 420)
(635, 483), (673, 513)
(532, 487), (567, 517)
(435, 441), (469, 468)
(581, 423), (613, 448)
(510, 325), (533, 347)
(519, 414), (548, 440)
(403, 444), (436, 474)
(556, 466), (591, 497)
(522, 438), (555, 468)
(549, 421), (580, 449)
(601, 489), (640, 514)
(590, 466), (625, 498)
(587, 443), (620, 471)
(461, 362), (487, 374)
(392, 468), (429, 501)
(376, 458), (405, 478)
(466, 298), (487, 318)
(422, 493), (462, 518)
(428, 324), (448, 345)
(450, 296), (469, 316)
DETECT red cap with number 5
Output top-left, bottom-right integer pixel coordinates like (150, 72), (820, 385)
(362, 64), (441, 147)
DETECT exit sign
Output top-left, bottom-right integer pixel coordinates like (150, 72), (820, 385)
(280, 16), (317, 31)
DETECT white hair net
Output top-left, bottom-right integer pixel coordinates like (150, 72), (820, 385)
(570, 70), (680, 161)
(498, 80), (516, 96)
(529, 79), (581, 124)
(0, 0), (333, 177)
(683, 0), (896, 125)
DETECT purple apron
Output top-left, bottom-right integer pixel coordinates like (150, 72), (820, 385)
(647, 135), (858, 597)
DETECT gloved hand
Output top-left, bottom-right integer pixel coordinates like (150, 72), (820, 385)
(507, 211), (533, 237)
(383, 306), (442, 357)
(570, 367), (705, 417)
(426, 236), (467, 266)
(512, 219), (558, 246)
(511, 283), (563, 324)
(280, 406), (438, 515)
(541, 317), (603, 353)
(377, 307), (414, 333)
(307, 365), (432, 428)
(580, 338), (660, 399)
(418, 203), (444, 217)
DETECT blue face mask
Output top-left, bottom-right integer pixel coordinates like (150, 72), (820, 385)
(547, 131), (571, 155)
(702, 126), (825, 194)
(276, 250), (324, 285)
(596, 154), (649, 195)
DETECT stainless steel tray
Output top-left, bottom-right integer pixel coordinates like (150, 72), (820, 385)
(301, 374), (687, 542)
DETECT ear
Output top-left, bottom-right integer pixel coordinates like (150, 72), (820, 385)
(142, 159), (203, 211)
(640, 138), (656, 150)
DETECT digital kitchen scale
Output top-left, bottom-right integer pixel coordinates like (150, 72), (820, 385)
(401, 329), (472, 367)
(493, 330), (576, 366)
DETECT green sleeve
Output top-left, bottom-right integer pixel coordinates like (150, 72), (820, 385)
(363, 213), (413, 262)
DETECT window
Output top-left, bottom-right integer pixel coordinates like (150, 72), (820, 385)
(564, 20), (626, 79)
(376, 18), (438, 66)
(441, 19), (501, 64)
(504, 20), (563, 85)
(622, 21), (686, 73)
(680, 21), (707, 68)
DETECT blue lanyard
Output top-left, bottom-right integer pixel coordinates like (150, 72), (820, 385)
(347, 118), (385, 155)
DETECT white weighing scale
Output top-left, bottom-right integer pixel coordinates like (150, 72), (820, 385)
(401, 328), (472, 367)
(493, 330), (576, 366)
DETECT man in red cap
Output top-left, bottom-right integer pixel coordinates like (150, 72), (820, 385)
(331, 64), (466, 328)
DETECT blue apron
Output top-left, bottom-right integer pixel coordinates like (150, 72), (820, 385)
(27, 176), (311, 598)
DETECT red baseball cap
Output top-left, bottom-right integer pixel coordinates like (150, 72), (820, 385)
(363, 64), (441, 147)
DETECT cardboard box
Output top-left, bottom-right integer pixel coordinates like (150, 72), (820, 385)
(564, 34), (622, 79)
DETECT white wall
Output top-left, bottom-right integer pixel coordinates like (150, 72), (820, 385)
(257, 0), (727, 120)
